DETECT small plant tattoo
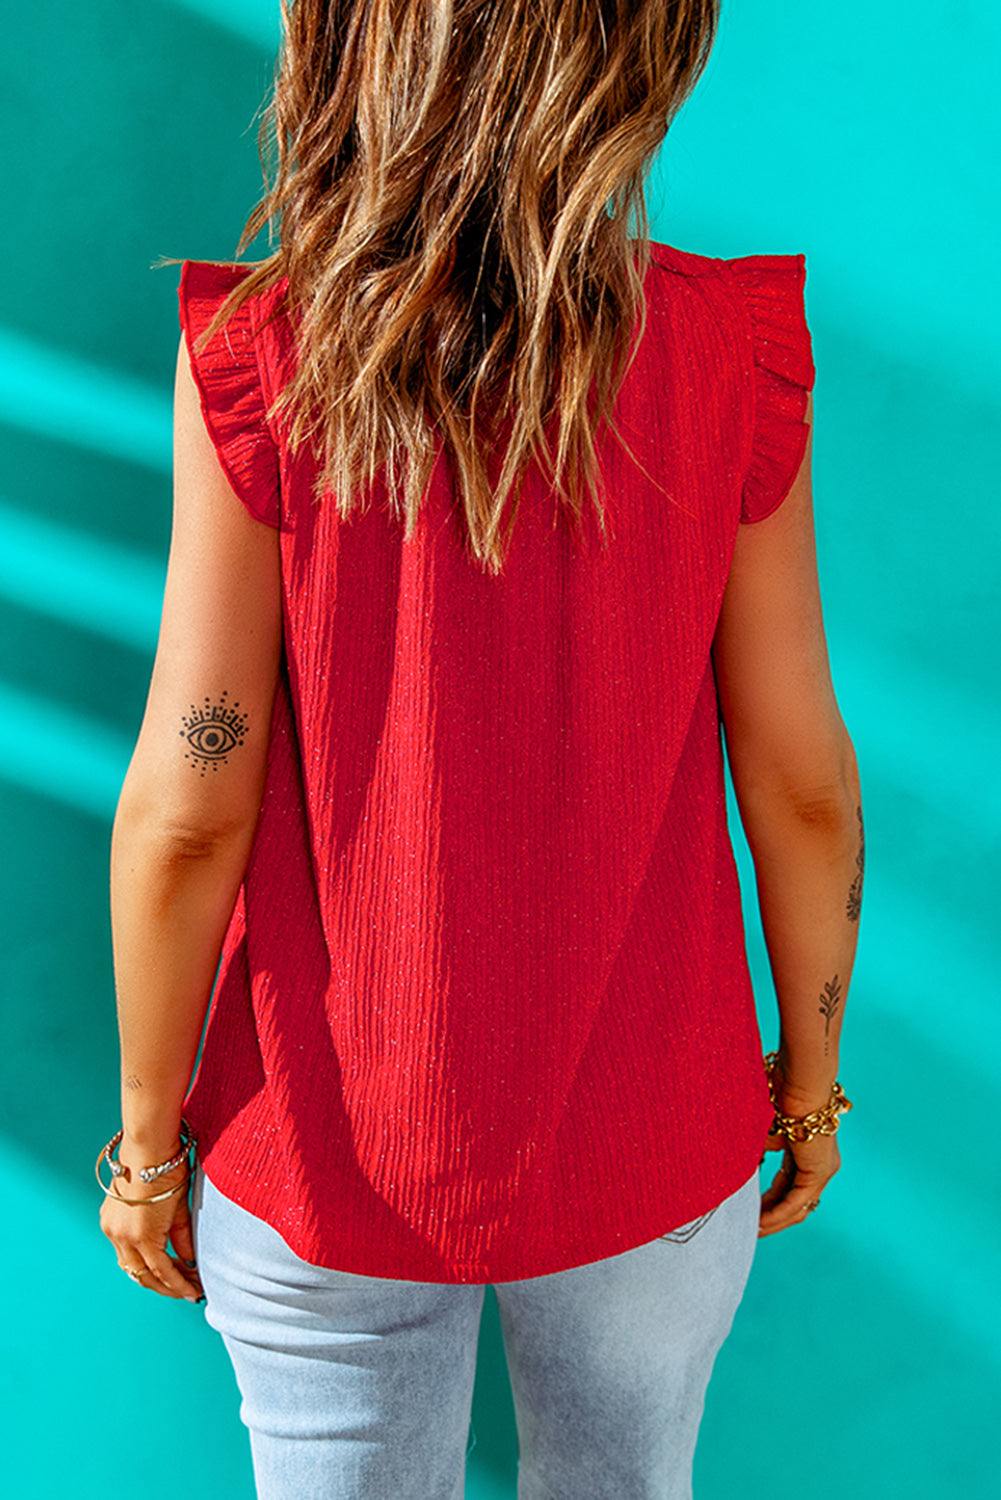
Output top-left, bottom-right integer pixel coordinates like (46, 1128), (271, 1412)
(180, 692), (249, 775)
(846, 805), (865, 922)
(818, 975), (842, 1054)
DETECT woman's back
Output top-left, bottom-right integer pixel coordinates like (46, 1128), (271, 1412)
(178, 240), (814, 1279)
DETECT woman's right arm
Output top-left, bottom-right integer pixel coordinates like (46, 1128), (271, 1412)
(712, 395), (863, 1236)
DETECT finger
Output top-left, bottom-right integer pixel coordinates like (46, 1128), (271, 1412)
(167, 1204), (205, 1295)
(135, 1244), (203, 1301)
(758, 1162), (830, 1233)
(118, 1254), (203, 1300)
(168, 1205), (197, 1266)
(116, 1259), (173, 1296)
(758, 1169), (828, 1233)
(102, 1216), (185, 1298)
(172, 1255), (205, 1297)
(166, 1257), (206, 1298)
(758, 1192), (822, 1237)
(759, 1150), (795, 1212)
(779, 1175), (826, 1215)
(168, 1254), (204, 1295)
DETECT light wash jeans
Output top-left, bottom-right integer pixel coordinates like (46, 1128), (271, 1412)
(190, 1162), (760, 1499)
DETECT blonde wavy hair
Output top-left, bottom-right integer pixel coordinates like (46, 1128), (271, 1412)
(202, 0), (719, 572)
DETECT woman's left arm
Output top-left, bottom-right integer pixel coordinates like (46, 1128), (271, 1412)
(100, 334), (282, 1299)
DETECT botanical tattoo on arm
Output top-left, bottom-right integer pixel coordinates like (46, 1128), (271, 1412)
(846, 805), (865, 922)
(179, 692), (249, 776)
(818, 975), (842, 1055)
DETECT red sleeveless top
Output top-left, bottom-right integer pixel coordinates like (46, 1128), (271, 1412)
(180, 241), (815, 1281)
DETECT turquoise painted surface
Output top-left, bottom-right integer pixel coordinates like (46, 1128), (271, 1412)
(0, 2), (996, 1494)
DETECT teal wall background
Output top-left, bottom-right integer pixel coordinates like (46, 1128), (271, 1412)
(1, 1), (997, 1494)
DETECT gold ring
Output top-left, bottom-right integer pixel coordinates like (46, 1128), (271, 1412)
(121, 1264), (151, 1282)
(806, 1199), (821, 1212)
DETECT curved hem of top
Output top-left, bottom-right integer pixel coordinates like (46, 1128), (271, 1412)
(194, 1142), (768, 1286)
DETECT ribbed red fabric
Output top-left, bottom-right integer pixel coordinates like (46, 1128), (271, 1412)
(178, 241), (815, 1282)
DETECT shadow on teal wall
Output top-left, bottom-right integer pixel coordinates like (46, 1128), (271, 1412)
(1, 3), (997, 1497)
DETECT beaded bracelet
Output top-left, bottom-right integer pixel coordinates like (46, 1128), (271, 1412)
(763, 1052), (853, 1143)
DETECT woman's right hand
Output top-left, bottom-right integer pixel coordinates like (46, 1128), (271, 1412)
(99, 1145), (205, 1302)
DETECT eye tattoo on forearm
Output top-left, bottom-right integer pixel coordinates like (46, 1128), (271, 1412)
(179, 692), (249, 775)
(846, 805), (865, 922)
(818, 975), (842, 1054)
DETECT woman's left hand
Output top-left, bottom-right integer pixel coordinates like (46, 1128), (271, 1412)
(757, 1127), (841, 1237)
(99, 1144), (204, 1301)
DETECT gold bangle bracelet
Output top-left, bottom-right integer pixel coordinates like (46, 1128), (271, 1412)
(95, 1150), (191, 1204)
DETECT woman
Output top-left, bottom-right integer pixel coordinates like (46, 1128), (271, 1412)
(98, 2), (861, 1495)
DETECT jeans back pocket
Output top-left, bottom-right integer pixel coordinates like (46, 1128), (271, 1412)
(659, 1206), (718, 1244)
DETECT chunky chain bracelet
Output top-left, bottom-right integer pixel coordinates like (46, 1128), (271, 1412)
(763, 1052), (852, 1143)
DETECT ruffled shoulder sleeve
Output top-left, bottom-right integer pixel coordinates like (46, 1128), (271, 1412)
(178, 261), (281, 528)
(721, 254), (815, 523)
